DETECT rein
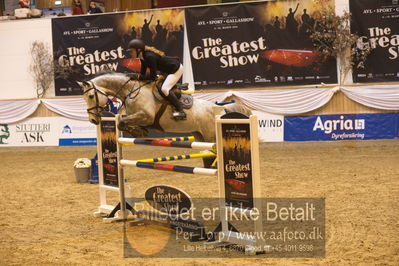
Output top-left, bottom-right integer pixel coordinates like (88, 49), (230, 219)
(120, 80), (154, 109)
(83, 79), (155, 118)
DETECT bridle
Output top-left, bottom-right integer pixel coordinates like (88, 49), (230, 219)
(82, 79), (154, 119)
(83, 81), (109, 119)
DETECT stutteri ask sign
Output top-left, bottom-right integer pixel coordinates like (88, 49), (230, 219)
(0, 117), (59, 146)
(0, 117), (96, 147)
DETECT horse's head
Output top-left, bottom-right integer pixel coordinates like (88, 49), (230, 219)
(77, 80), (109, 125)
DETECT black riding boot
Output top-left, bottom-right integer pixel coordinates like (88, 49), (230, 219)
(166, 91), (186, 120)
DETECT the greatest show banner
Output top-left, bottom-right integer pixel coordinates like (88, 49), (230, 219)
(185, 0), (337, 90)
(350, 0), (399, 83)
(52, 9), (184, 96)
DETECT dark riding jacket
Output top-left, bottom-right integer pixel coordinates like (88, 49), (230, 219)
(139, 51), (180, 80)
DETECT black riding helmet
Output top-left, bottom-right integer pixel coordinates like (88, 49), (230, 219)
(127, 39), (145, 52)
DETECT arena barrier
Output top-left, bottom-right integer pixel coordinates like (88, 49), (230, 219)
(94, 111), (265, 254)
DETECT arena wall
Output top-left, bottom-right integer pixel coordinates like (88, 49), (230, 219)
(0, 18), (53, 99)
(0, 0), (397, 144)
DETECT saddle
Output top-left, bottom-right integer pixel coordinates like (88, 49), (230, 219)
(153, 79), (194, 109)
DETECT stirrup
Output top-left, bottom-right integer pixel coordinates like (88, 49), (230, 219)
(172, 111), (186, 120)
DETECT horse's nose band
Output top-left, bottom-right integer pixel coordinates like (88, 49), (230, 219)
(83, 82), (108, 119)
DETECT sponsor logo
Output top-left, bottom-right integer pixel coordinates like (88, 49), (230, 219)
(305, 76), (315, 79)
(217, 80), (226, 84)
(0, 124), (10, 144)
(258, 119), (283, 128)
(61, 124), (95, 134)
(234, 80), (243, 83)
(194, 81), (201, 85)
(62, 125), (72, 134)
(227, 79), (234, 84)
(254, 75), (267, 83)
(313, 116), (365, 134)
(202, 81), (207, 85)
(279, 76), (285, 82)
(287, 76), (293, 81)
(295, 77), (304, 80)
(209, 81), (216, 85)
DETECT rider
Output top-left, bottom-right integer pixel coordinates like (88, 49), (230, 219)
(126, 39), (186, 119)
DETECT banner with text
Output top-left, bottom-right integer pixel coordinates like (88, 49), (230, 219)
(185, 0), (337, 89)
(52, 9), (184, 96)
(253, 110), (284, 142)
(350, 0), (399, 82)
(0, 117), (59, 146)
(0, 117), (96, 147)
(58, 118), (97, 146)
(284, 113), (399, 141)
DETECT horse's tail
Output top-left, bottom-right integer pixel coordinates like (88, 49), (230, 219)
(223, 101), (252, 117)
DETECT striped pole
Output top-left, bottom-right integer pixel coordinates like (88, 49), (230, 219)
(118, 137), (216, 150)
(120, 136), (195, 146)
(137, 152), (216, 163)
(120, 159), (218, 176)
(161, 136), (195, 141)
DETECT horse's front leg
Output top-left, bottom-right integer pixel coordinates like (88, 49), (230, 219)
(117, 111), (154, 138)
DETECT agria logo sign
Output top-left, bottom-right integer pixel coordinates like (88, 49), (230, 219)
(313, 115), (365, 135)
(309, 115), (367, 140)
(0, 124), (10, 144)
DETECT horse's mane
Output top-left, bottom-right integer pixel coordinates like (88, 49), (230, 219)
(91, 71), (152, 90)
(93, 70), (118, 77)
(92, 70), (133, 79)
(93, 70), (144, 81)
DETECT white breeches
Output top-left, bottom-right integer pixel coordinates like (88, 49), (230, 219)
(161, 64), (183, 96)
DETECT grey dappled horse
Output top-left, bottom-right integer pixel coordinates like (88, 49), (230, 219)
(78, 72), (251, 142)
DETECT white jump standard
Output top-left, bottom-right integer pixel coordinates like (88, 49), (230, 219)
(94, 112), (265, 254)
